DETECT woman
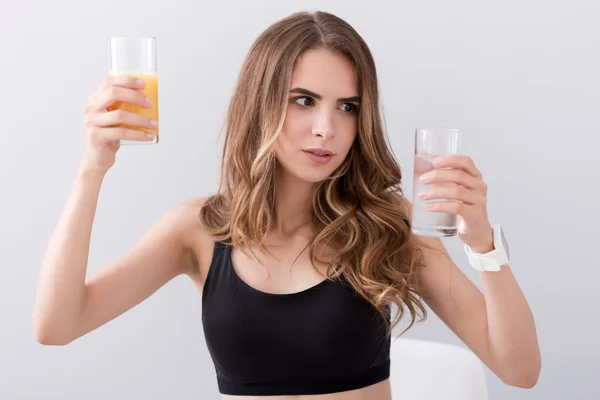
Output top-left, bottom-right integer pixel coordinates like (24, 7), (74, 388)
(33, 11), (541, 400)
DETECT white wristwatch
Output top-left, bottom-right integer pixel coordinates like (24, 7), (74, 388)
(464, 225), (510, 272)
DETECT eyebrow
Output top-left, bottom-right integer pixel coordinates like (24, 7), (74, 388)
(289, 87), (360, 103)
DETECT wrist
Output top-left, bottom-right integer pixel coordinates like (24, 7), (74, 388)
(469, 239), (494, 254)
(76, 165), (107, 184)
(465, 225), (494, 253)
(464, 225), (510, 272)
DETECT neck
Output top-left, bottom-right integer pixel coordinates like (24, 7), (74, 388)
(271, 163), (315, 238)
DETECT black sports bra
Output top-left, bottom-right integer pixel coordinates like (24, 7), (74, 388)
(201, 242), (391, 396)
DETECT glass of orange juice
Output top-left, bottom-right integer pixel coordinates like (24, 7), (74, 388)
(108, 37), (159, 145)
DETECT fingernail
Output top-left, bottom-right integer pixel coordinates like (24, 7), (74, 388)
(418, 191), (427, 199)
(146, 133), (156, 140)
(145, 97), (153, 106)
(419, 174), (428, 182)
(148, 119), (158, 128)
(136, 79), (146, 88)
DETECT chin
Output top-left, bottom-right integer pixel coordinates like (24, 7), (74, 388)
(280, 164), (339, 184)
(296, 170), (334, 184)
(275, 151), (346, 184)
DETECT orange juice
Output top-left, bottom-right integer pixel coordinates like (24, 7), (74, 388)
(108, 73), (159, 137)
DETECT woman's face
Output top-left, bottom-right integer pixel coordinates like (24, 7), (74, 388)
(275, 47), (360, 183)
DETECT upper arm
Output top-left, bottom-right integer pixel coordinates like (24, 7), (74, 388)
(399, 196), (495, 371)
(74, 198), (206, 341)
(413, 235), (494, 368)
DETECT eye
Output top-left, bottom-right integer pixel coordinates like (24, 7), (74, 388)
(293, 96), (314, 107)
(339, 103), (359, 114)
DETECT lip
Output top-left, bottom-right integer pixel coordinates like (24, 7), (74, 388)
(303, 148), (334, 156)
(303, 149), (334, 165)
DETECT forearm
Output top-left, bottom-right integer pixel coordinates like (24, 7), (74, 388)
(33, 168), (105, 344)
(479, 264), (541, 387)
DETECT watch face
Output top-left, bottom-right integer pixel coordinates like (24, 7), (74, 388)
(500, 228), (510, 259)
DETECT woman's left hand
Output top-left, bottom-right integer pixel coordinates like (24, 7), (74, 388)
(417, 155), (494, 253)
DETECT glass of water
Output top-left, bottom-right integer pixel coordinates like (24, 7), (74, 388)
(108, 37), (159, 145)
(411, 128), (462, 237)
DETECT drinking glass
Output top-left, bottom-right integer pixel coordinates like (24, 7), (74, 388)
(411, 128), (462, 237)
(108, 37), (159, 145)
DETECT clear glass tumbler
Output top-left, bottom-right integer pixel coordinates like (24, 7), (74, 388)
(411, 128), (462, 237)
(108, 37), (159, 145)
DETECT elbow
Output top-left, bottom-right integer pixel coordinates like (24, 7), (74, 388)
(34, 325), (70, 346)
(500, 362), (541, 389)
(32, 298), (85, 346)
(35, 332), (67, 346)
(503, 372), (539, 389)
(33, 316), (73, 346)
(495, 346), (542, 389)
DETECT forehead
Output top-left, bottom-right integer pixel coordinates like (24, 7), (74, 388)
(290, 48), (358, 96)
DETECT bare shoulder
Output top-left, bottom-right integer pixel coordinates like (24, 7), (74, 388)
(71, 196), (216, 341)
(119, 196), (216, 279)
(173, 197), (218, 285)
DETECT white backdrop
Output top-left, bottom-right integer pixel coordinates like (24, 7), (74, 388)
(1, 0), (598, 398)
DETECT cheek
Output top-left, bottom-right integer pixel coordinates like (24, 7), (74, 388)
(275, 128), (292, 156)
(277, 112), (305, 152)
(339, 119), (358, 151)
(274, 131), (299, 166)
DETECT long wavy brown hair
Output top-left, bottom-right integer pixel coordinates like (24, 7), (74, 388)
(200, 11), (427, 336)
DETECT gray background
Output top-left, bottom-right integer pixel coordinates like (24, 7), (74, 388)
(1, 0), (598, 399)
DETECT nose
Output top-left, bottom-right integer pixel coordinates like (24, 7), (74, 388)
(312, 108), (335, 141)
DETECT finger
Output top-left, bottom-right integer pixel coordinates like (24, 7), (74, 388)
(92, 86), (152, 111)
(418, 184), (482, 205)
(434, 155), (481, 177)
(85, 76), (147, 115)
(419, 168), (483, 190)
(414, 155), (436, 176)
(423, 200), (481, 217)
(86, 109), (158, 130)
(97, 75), (147, 92)
(89, 126), (156, 144)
